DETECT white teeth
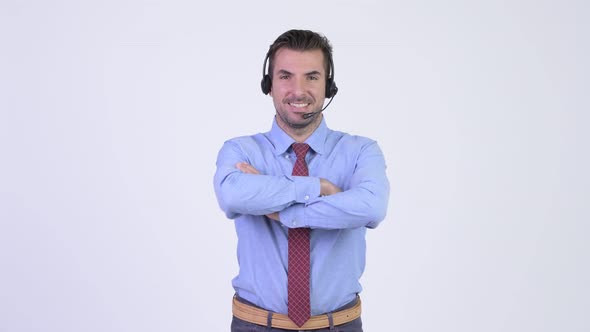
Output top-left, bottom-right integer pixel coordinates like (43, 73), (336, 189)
(290, 103), (308, 108)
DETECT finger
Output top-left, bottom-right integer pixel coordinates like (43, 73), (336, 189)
(235, 162), (250, 173)
(235, 162), (260, 175)
(244, 164), (261, 175)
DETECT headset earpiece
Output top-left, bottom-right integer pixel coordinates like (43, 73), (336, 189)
(325, 77), (338, 98)
(261, 74), (272, 95)
(261, 53), (272, 95)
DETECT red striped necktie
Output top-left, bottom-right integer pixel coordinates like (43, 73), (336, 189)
(288, 143), (311, 327)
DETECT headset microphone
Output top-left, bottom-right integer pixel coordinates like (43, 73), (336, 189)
(302, 95), (336, 119)
(302, 112), (317, 119)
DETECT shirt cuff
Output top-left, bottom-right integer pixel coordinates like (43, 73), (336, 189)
(290, 175), (320, 204)
(279, 176), (319, 228)
(279, 203), (306, 228)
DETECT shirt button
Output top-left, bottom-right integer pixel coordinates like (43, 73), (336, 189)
(292, 220), (297, 226)
(304, 195), (310, 200)
(285, 155), (290, 159)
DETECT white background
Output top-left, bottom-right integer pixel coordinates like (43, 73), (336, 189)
(1, 1), (588, 331)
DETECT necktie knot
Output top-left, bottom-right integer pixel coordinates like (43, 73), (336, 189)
(292, 143), (310, 159)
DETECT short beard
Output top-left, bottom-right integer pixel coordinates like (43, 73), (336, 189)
(276, 110), (311, 129)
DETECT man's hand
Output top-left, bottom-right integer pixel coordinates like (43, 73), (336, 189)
(235, 162), (260, 175)
(320, 178), (342, 196)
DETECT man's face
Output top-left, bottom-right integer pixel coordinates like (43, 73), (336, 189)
(270, 48), (327, 130)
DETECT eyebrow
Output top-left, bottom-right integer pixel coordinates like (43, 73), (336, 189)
(276, 69), (323, 77)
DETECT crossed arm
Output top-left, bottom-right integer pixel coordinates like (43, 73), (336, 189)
(214, 139), (389, 229)
(234, 162), (342, 221)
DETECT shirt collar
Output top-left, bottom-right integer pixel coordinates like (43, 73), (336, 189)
(268, 116), (328, 156)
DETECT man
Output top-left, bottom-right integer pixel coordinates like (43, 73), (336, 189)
(214, 29), (390, 331)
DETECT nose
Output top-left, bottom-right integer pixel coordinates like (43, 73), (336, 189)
(291, 76), (306, 95)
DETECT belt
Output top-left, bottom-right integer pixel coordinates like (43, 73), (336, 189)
(232, 296), (362, 330)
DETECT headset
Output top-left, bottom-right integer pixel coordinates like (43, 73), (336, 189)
(260, 50), (338, 99)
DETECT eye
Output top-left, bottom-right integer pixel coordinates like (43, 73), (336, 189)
(307, 75), (319, 81)
(279, 74), (290, 80)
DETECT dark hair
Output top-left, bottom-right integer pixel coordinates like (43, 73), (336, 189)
(266, 29), (334, 79)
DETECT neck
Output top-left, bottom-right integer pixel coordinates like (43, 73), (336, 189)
(276, 114), (322, 143)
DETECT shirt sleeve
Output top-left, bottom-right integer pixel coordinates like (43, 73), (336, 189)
(279, 140), (390, 230)
(213, 139), (321, 219)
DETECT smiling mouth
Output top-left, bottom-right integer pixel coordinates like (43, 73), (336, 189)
(288, 103), (310, 108)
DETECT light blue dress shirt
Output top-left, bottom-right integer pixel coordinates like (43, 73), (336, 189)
(214, 117), (389, 315)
